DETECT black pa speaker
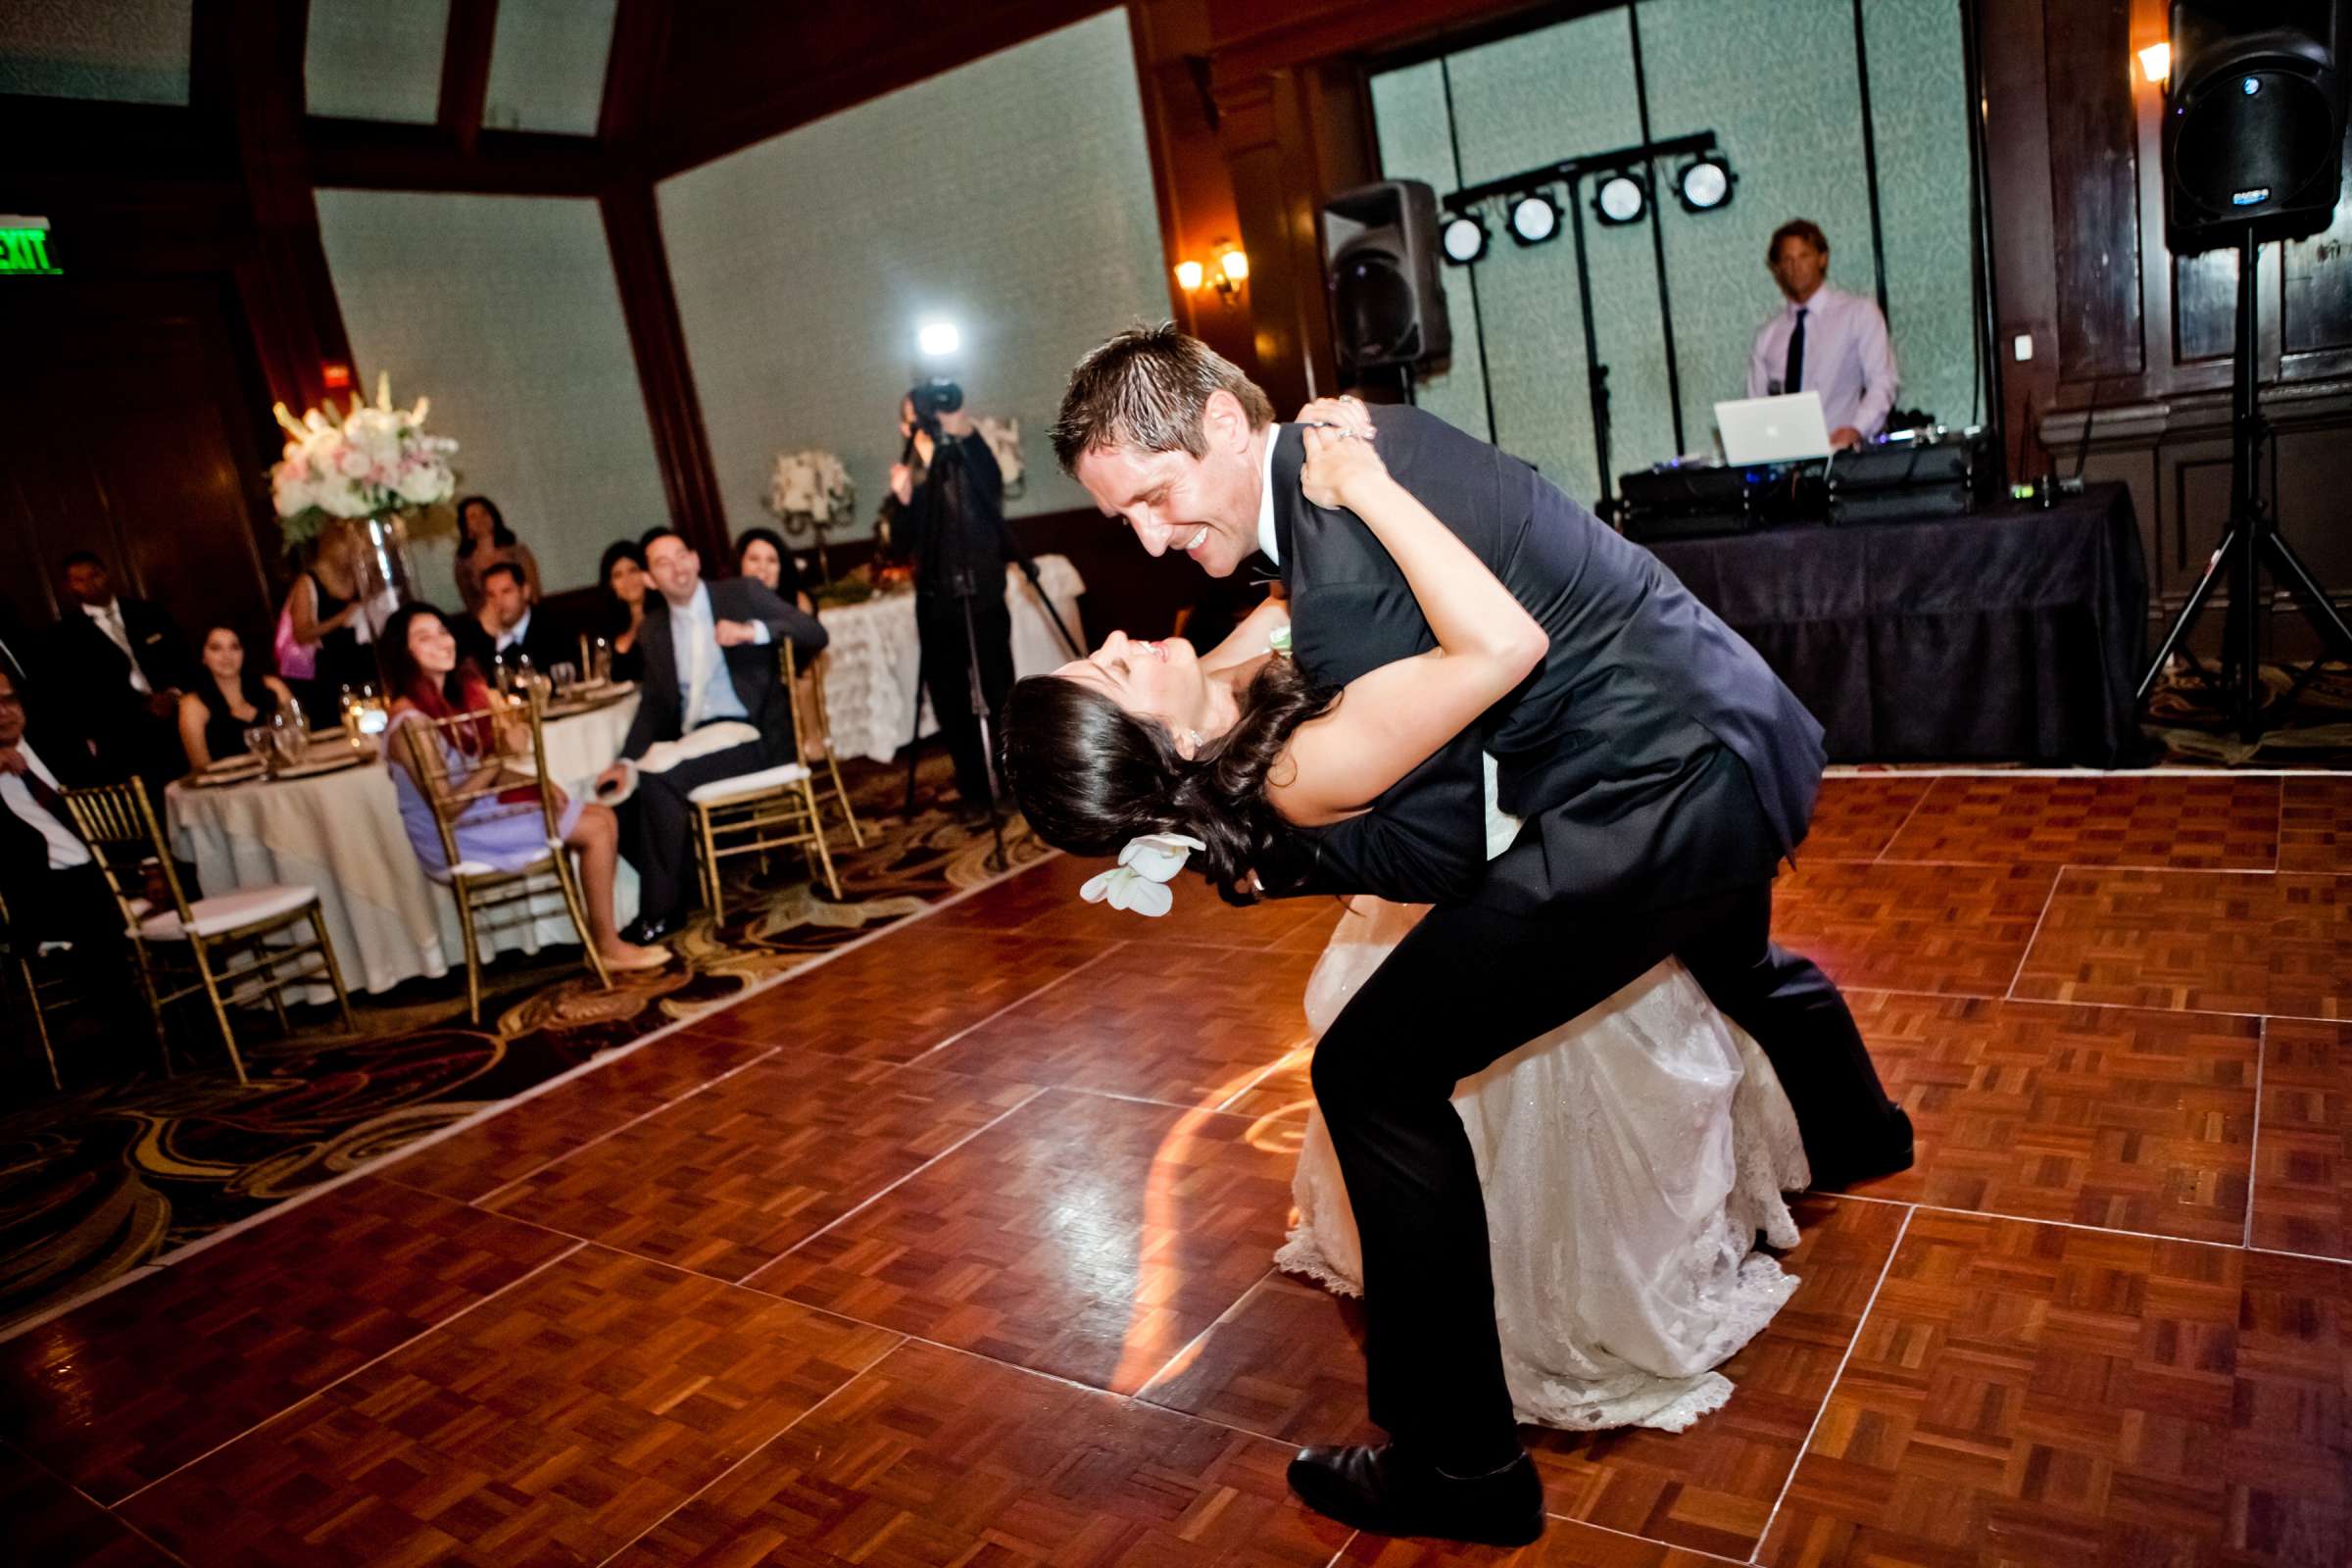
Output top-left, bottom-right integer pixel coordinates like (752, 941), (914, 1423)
(1321, 179), (1451, 371)
(2163, 0), (2350, 248)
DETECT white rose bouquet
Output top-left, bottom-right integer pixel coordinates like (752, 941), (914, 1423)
(974, 415), (1025, 500)
(270, 374), (459, 548)
(765, 449), (855, 528)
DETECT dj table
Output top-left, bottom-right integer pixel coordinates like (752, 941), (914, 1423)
(1644, 483), (2146, 764)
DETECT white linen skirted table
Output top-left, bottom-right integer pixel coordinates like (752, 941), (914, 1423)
(817, 554), (1087, 765)
(166, 697), (641, 998)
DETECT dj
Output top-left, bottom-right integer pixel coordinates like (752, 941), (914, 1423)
(1746, 219), (1898, 450)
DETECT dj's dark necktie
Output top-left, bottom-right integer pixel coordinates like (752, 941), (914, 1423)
(1783, 307), (1808, 396)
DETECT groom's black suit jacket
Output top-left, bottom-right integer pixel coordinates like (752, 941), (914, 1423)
(1270, 406), (1825, 916)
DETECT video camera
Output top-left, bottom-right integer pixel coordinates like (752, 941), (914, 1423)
(907, 377), (964, 429)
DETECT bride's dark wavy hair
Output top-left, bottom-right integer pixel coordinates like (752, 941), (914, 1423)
(1001, 657), (1340, 906)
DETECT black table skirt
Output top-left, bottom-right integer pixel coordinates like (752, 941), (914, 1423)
(1647, 483), (2147, 764)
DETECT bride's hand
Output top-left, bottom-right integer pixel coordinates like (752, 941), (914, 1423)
(1299, 421), (1388, 511)
(1295, 395), (1375, 441)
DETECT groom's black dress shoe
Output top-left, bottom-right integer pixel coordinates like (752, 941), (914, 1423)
(1286, 1444), (1544, 1545)
(1809, 1105), (1915, 1190)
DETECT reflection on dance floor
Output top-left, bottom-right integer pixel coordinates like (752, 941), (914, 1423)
(2, 773), (2347, 1566)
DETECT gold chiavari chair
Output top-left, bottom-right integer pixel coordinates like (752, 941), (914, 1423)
(60, 781), (353, 1086)
(688, 640), (842, 920)
(787, 640), (863, 849)
(395, 692), (612, 1025)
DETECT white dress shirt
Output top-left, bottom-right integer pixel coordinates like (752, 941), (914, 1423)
(1746, 283), (1899, 440)
(495, 606), (533, 653)
(668, 583), (767, 729)
(0, 741), (92, 870)
(83, 599), (152, 694)
(1255, 424), (1284, 565)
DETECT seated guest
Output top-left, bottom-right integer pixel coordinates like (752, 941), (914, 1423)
(378, 604), (666, 973)
(451, 496), (541, 616)
(735, 527), (814, 613)
(595, 540), (651, 683)
(0, 668), (120, 951)
(47, 550), (194, 788)
(282, 519), (378, 723)
(593, 528), (827, 942)
(463, 561), (569, 675)
(178, 626), (298, 770)
(1746, 219), (1899, 450)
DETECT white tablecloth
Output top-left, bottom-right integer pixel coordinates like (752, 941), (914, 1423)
(166, 697), (641, 997)
(818, 554), (1087, 765)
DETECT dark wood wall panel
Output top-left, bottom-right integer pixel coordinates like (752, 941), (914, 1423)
(2041, 0), (2143, 381)
(2281, 143), (2352, 356)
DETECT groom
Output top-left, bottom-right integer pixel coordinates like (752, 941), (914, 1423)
(1053, 325), (1912, 1544)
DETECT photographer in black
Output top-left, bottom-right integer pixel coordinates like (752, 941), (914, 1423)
(890, 381), (1016, 815)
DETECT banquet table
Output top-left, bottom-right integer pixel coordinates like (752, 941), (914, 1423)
(817, 554), (1087, 764)
(166, 694), (641, 997)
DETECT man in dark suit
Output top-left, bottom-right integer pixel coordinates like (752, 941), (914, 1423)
(1055, 326), (1910, 1544)
(459, 560), (571, 676)
(594, 527), (827, 940)
(0, 667), (120, 949)
(46, 551), (195, 788)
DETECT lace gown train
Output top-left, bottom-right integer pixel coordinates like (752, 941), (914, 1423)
(1278, 769), (1812, 1434)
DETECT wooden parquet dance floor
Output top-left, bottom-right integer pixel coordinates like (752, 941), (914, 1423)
(2, 772), (2344, 1566)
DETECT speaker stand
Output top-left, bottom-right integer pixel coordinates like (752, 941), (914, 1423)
(2135, 225), (2352, 743)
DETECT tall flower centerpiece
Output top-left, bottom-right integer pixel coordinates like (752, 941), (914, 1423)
(270, 374), (459, 617)
(764, 448), (854, 584)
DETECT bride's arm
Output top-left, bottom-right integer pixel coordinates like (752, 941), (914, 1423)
(1197, 590), (1290, 676)
(1269, 422), (1545, 828)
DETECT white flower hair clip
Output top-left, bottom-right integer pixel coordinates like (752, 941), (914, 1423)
(1079, 833), (1206, 918)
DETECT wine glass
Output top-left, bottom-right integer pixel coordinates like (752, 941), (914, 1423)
(550, 661), (577, 694)
(243, 723), (273, 771)
(590, 637), (612, 684)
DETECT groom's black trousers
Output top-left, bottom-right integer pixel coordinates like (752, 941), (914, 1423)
(1308, 874), (1901, 1469)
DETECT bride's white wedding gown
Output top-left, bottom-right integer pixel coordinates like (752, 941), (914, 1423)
(1276, 763), (1812, 1434)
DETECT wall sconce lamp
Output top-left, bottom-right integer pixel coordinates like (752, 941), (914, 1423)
(2138, 40), (2171, 85)
(1176, 243), (1250, 305)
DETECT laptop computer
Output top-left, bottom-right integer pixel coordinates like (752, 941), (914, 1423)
(1714, 391), (1832, 466)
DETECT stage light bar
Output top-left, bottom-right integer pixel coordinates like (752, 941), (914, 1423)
(1592, 172), (1648, 226)
(1507, 191), (1561, 246)
(1441, 211), (1490, 265)
(1675, 155), (1735, 213)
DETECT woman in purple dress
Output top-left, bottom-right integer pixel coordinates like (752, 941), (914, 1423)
(380, 605), (666, 973)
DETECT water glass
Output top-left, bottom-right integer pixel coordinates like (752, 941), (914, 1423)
(243, 724), (273, 767)
(550, 662), (577, 693)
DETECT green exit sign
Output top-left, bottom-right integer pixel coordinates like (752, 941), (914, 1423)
(0, 217), (60, 275)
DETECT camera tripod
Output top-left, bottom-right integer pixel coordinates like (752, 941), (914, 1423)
(2136, 226), (2352, 742)
(896, 423), (1083, 870)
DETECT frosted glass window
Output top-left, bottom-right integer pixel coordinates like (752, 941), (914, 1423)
(316, 190), (668, 610)
(0, 0), (192, 105)
(1371, 0), (1980, 487)
(484, 0), (617, 135)
(659, 9), (1164, 533)
(308, 0), (450, 124)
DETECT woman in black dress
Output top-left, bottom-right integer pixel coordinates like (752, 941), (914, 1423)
(178, 625), (299, 768)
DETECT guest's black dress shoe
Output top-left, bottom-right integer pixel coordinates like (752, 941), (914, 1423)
(619, 913), (674, 947)
(1286, 1444), (1544, 1546)
(1809, 1105), (1915, 1190)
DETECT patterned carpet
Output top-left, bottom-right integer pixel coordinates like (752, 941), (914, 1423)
(2146, 657), (2352, 765)
(0, 756), (1050, 1338)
